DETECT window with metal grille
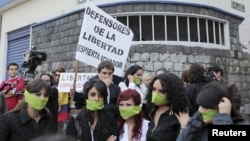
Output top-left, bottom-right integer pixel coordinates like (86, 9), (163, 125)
(114, 13), (229, 49)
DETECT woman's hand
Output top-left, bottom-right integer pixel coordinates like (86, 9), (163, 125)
(218, 97), (231, 115)
(106, 135), (117, 141)
(175, 111), (189, 129)
(128, 75), (134, 83)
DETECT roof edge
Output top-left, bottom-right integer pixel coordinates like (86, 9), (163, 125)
(0, 0), (28, 14)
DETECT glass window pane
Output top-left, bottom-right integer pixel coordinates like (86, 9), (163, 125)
(179, 16), (188, 41)
(167, 16), (177, 41)
(129, 16), (140, 41)
(208, 20), (214, 43)
(220, 23), (225, 45)
(117, 16), (127, 26)
(154, 16), (165, 41)
(215, 21), (220, 44)
(189, 17), (198, 42)
(199, 19), (207, 42)
(141, 15), (152, 41)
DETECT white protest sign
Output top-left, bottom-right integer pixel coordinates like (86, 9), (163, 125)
(75, 1), (134, 77)
(57, 73), (96, 92)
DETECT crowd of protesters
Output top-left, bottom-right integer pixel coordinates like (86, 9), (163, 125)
(0, 61), (249, 141)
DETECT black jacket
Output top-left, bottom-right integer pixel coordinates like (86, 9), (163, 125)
(74, 75), (121, 108)
(146, 108), (180, 141)
(0, 109), (57, 141)
(185, 81), (208, 116)
(66, 104), (119, 141)
(46, 87), (59, 128)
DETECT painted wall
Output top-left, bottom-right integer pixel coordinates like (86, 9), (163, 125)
(0, 0), (77, 80)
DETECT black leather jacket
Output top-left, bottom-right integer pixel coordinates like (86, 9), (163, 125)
(66, 104), (119, 141)
(146, 108), (180, 141)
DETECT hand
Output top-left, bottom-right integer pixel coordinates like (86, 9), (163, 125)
(175, 111), (189, 129)
(4, 90), (13, 97)
(218, 97), (231, 115)
(58, 104), (62, 112)
(128, 75), (134, 83)
(69, 88), (76, 95)
(106, 135), (117, 141)
(101, 77), (112, 87)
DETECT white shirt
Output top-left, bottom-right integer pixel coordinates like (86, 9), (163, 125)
(119, 119), (149, 141)
(118, 82), (146, 103)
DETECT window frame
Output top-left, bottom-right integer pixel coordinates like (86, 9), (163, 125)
(113, 12), (230, 50)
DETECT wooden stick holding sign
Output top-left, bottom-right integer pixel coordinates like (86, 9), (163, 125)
(70, 60), (79, 109)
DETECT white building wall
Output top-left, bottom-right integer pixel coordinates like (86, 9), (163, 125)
(0, 0), (250, 80)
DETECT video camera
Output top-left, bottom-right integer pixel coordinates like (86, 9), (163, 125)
(21, 46), (47, 83)
(203, 66), (216, 82)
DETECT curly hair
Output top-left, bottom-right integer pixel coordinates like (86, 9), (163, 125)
(146, 73), (190, 114)
(117, 89), (144, 141)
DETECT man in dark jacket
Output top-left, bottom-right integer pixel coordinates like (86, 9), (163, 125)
(185, 63), (208, 116)
(73, 61), (121, 109)
(212, 65), (241, 110)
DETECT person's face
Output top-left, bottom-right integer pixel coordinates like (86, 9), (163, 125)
(198, 106), (214, 124)
(152, 79), (167, 105)
(33, 88), (49, 99)
(54, 71), (61, 82)
(133, 69), (143, 79)
(41, 75), (51, 86)
(213, 71), (222, 81)
(87, 87), (104, 102)
(8, 65), (18, 78)
(119, 98), (135, 120)
(98, 67), (113, 80)
(119, 98), (135, 109)
(144, 75), (152, 87)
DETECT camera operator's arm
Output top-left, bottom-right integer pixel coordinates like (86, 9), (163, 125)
(14, 77), (25, 94)
(0, 81), (13, 97)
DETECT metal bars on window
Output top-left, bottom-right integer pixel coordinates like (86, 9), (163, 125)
(114, 14), (226, 46)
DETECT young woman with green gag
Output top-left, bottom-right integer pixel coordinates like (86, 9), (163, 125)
(145, 73), (190, 141)
(66, 80), (118, 141)
(118, 65), (145, 102)
(117, 89), (149, 141)
(0, 78), (57, 141)
(176, 81), (250, 141)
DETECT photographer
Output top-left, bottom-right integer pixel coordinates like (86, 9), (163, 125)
(185, 63), (209, 116)
(0, 62), (25, 111)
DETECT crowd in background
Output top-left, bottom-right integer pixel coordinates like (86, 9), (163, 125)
(0, 61), (249, 141)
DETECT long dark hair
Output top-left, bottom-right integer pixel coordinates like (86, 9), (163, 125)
(79, 80), (116, 140)
(40, 73), (55, 87)
(83, 80), (108, 104)
(122, 65), (143, 87)
(117, 89), (143, 141)
(146, 73), (190, 114)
